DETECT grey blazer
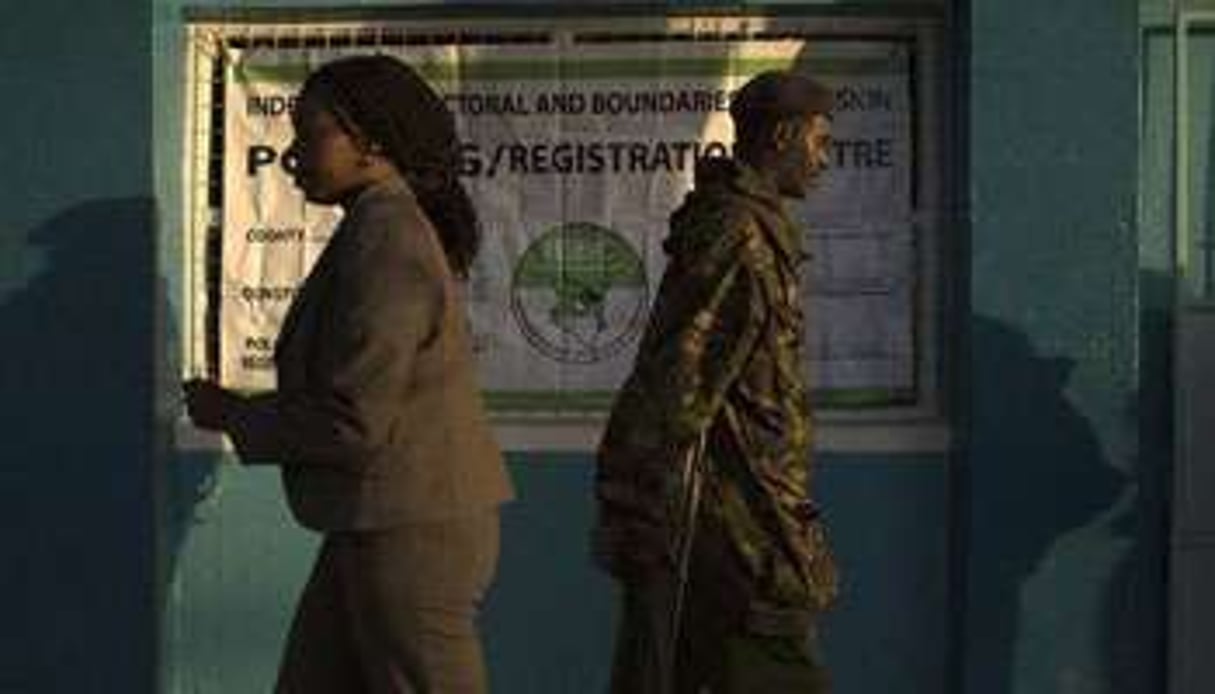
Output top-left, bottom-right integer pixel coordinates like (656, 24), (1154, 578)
(226, 176), (513, 531)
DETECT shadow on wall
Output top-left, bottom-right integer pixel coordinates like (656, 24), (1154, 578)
(963, 315), (1129, 694)
(0, 199), (214, 694)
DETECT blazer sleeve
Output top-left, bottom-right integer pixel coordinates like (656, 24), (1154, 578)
(226, 208), (444, 468)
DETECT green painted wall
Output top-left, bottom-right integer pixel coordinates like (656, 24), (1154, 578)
(0, 1), (159, 693)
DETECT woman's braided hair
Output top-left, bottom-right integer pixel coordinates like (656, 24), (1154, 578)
(303, 54), (480, 277)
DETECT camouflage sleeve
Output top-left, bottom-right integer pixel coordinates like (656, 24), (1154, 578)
(647, 224), (766, 442)
(593, 212), (766, 575)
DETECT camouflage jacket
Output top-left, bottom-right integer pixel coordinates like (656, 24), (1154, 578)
(595, 157), (836, 616)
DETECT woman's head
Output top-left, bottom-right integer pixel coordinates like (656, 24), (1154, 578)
(287, 85), (396, 206)
(288, 55), (482, 277)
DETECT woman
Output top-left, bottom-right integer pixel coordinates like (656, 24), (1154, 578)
(184, 55), (513, 694)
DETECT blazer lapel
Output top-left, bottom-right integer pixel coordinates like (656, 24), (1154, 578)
(274, 230), (341, 362)
(271, 179), (400, 369)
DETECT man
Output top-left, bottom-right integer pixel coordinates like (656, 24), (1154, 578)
(593, 70), (838, 693)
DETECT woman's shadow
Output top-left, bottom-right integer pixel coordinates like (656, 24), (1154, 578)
(0, 198), (215, 693)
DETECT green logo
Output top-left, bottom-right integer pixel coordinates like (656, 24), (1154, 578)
(511, 222), (648, 364)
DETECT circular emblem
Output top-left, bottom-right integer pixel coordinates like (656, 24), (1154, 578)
(511, 222), (649, 364)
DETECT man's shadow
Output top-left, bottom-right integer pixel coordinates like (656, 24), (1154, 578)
(961, 315), (1129, 694)
(0, 199), (215, 693)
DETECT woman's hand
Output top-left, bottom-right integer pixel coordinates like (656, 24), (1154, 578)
(183, 378), (237, 431)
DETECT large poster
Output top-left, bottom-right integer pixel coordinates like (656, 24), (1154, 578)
(206, 19), (920, 416)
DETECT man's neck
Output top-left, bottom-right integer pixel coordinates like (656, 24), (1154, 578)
(735, 150), (781, 193)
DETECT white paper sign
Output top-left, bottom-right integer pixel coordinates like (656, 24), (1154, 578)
(215, 28), (917, 413)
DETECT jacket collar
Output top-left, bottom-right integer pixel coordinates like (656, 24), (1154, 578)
(343, 174), (413, 216)
(695, 157), (803, 264)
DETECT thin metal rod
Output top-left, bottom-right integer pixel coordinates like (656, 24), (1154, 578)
(1176, 6), (1191, 287)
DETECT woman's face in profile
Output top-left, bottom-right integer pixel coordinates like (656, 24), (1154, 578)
(285, 90), (373, 206)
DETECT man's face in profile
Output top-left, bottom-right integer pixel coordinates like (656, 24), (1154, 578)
(773, 113), (833, 198)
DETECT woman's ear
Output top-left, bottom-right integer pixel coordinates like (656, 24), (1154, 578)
(358, 140), (386, 167)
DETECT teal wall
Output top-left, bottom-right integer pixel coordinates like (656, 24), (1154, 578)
(0, 1), (1169, 693)
(964, 2), (1165, 694)
(0, 1), (159, 693)
(161, 458), (949, 693)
